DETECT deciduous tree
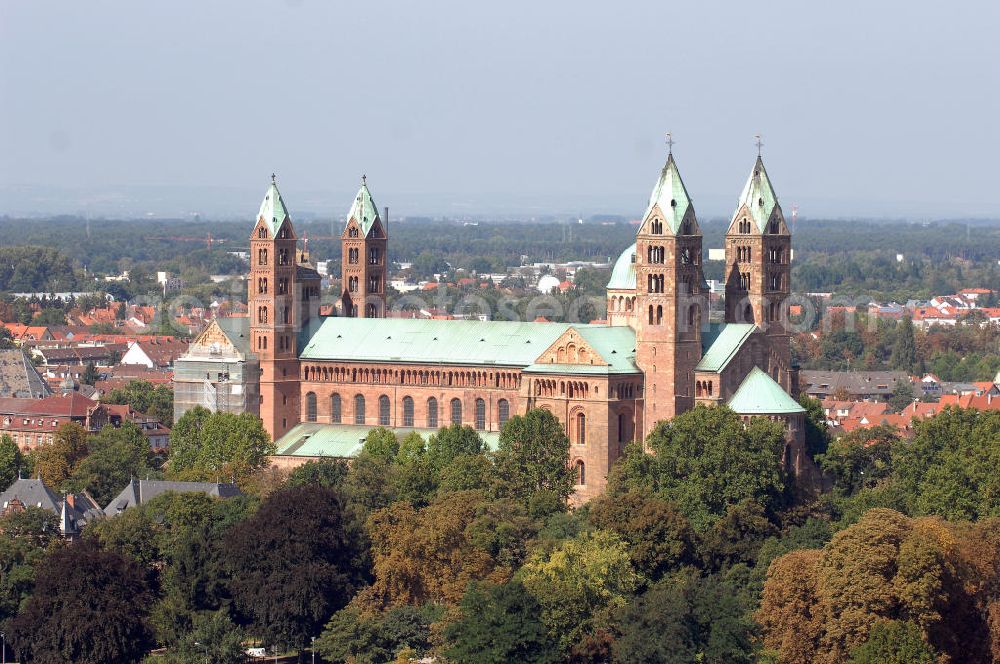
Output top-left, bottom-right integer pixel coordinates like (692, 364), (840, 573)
(493, 409), (573, 505)
(518, 529), (640, 654)
(444, 581), (559, 664)
(222, 485), (367, 655)
(8, 541), (154, 664)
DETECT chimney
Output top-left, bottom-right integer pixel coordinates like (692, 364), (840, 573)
(65, 493), (75, 509)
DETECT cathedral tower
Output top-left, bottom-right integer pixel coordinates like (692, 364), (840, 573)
(634, 149), (707, 435)
(723, 155), (793, 389)
(340, 177), (387, 318)
(249, 176), (301, 440)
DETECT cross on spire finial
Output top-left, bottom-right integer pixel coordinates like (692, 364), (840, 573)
(754, 134), (763, 156)
(361, 173), (367, 186)
(271, 173), (276, 184)
(666, 131), (675, 155)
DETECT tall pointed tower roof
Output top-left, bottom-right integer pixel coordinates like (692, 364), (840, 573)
(732, 156), (781, 232)
(642, 152), (693, 235)
(346, 176), (381, 237)
(257, 176), (291, 236)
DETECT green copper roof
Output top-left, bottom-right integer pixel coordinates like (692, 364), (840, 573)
(274, 422), (501, 458)
(346, 179), (381, 237)
(257, 181), (290, 237)
(695, 323), (757, 372)
(300, 318), (632, 368)
(642, 153), (693, 235)
(607, 243), (636, 290)
(732, 156), (780, 233)
(727, 367), (804, 414)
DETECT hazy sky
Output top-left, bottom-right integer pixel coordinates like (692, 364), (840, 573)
(1, 0), (998, 219)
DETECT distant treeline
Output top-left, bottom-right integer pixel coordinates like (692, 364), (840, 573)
(0, 216), (995, 300)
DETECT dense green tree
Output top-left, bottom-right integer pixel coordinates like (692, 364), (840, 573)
(444, 581), (560, 664)
(494, 408), (574, 505)
(286, 458), (349, 489)
(0, 434), (23, 490)
(848, 621), (938, 664)
(518, 529), (641, 654)
(799, 394), (830, 459)
(610, 405), (787, 529)
(8, 541), (154, 664)
(68, 422), (159, 505)
(102, 380), (174, 423)
(613, 569), (756, 664)
(0, 326), (14, 350)
(30, 421), (88, 488)
(167, 408), (274, 486)
(0, 507), (59, 624)
(426, 423), (484, 472)
(887, 380), (916, 412)
(588, 491), (695, 581)
(818, 425), (899, 495)
(222, 485), (368, 655)
(362, 426), (400, 460)
(700, 499), (778, 571)
(317, 604), (441, 664)
(34, 306), (66, 326)
(890, 317), (917, 373)
(891, 407), (1000, 520)
(156, 611), (247, 664)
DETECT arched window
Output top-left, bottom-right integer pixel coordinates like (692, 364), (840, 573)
(744, 304), (754, 324)
(331, 393), (341, 423)
(306, 392), (317, 422)
(427, 397), (438, 428)
(354, 395), (365, 424)
(402, 396), (414, 427)
(498, 399), (510, 428)
(475, 398), (486, 430)
(656, 305), (663, 325)
(576, 412), (586, 445)
(258, 227), (267, 239)
(379, 395), (390, 425)
(366, 303), (377, 317)
(575, 460), (586, 485)
(450, 398), (462, 425)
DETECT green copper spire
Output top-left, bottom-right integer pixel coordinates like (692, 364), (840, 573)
(733, 156), (782, 233)
(642, 152), (694, 235)
(257, 174), (291, 237)
(346, 175), (381, 237)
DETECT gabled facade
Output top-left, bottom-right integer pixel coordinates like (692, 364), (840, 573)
(173, 317), (260, 422)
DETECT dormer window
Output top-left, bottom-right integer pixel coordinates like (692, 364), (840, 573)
(670, 199), (677, 208)
(758, 197), (764, 207)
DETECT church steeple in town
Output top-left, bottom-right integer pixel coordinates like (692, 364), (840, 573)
(341, 175), (387, 318)
(633, 140), (706, 434)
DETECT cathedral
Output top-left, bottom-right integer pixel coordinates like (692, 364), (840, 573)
(184, 146), (808, 502)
